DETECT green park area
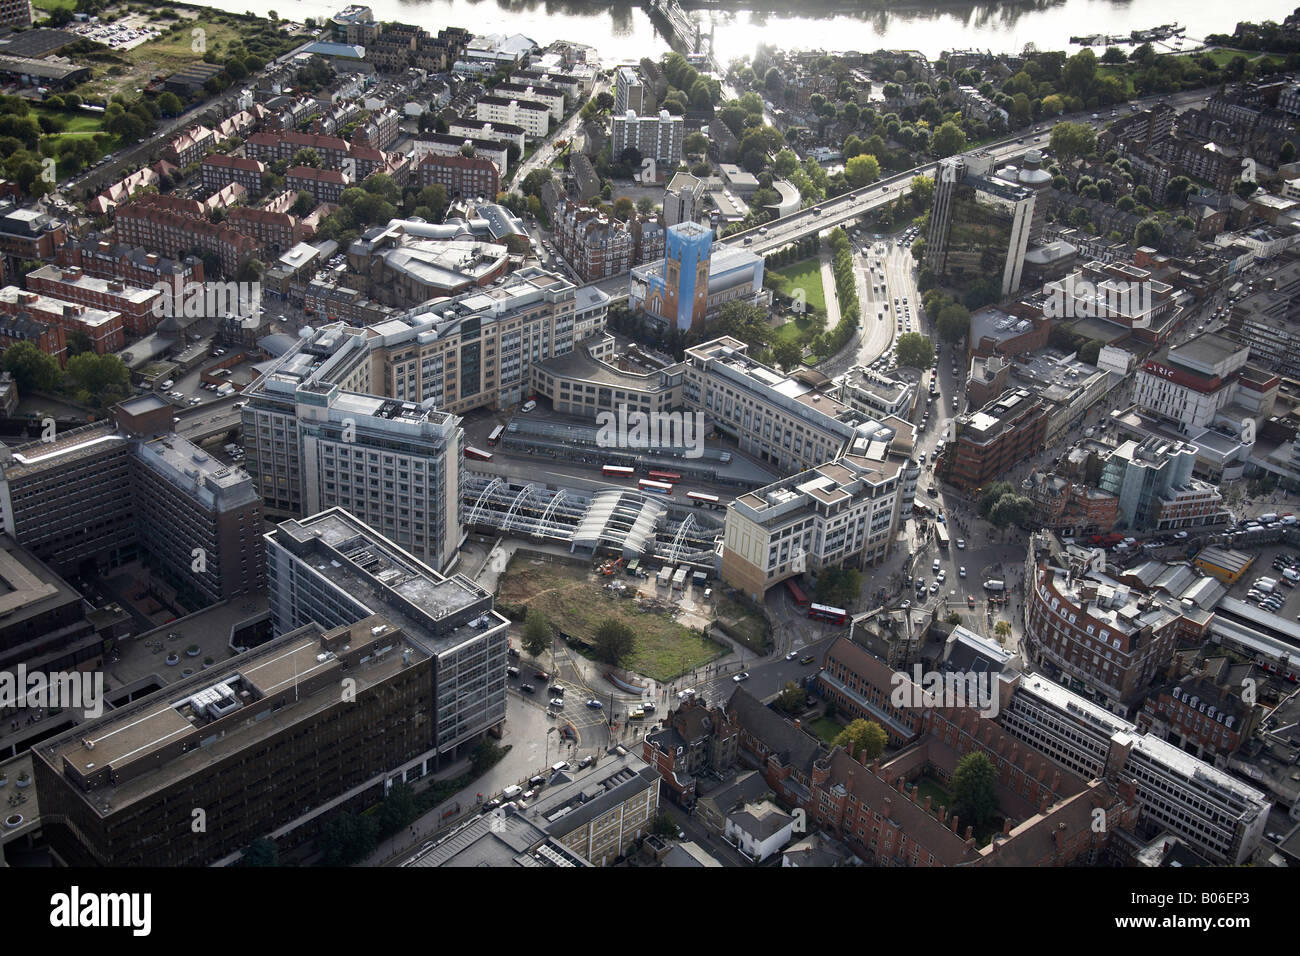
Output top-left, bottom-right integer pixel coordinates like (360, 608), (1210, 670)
(497, 556), (728, 682)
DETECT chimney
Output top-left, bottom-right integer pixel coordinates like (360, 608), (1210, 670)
(965, 825), (973, 840)
(883, 796), (893, 818)
(1003, 817), (1013, 835)
(924, 795), (932, 814)
(951, 814), (960, 834)
(793, 719), (801, 731)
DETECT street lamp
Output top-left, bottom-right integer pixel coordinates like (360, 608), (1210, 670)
(544, 725), (558, 767)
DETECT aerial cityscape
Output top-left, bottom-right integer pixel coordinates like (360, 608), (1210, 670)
(0, 0), (1294, 907)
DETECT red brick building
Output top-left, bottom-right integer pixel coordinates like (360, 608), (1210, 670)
(286, 166), (349, 205)
(56, 237), (204, 317)
(0, 288), (124, 354)
(25, 264), (163, 337)
(245, 131), (351, 170)
(225, 206), (306, 257)
(938, 388), (1047, 491)
(0, 312), (66, 366)
(115, 195), (258, 277)
(201, 154), (266, 196)
(413, 152), (500, 200)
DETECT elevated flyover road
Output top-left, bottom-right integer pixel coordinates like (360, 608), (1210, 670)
(722, 90), (1211, 257)
(172, 393), (245, 443)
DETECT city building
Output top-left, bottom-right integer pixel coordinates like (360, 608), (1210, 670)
(1097, 437), (1231, 532)
(163, 125), (215, 167)
(938, 388), (1047, 491)
(0, 0), (31, 29)
(446, 118), (526, 155)
(491, 81), (565, 122)
(200, 154), (266, 196)
(286, 165), (350, 205)
(926, 151), (1035, 298)
(721, 448), (908, 597)
(1024, 542), (1185, 709)
(25, 264), (162, 338)
(0, 287), (124, 355)
(521, 751), (660, 866)
(32, 614), (448, 865)
(414, 152), (501, 201)
(553, 199), (663, 281)
(56, 237), (203, 317)
(641, 696), (740, 808)
(612, 110), (683, 169)
(663, 171), (705, 228)
(475, 95), (550, 139)
(267, 507), (508, 759)
(0, 395), (264, 604)
(115, 194), (258, 276)
(413, 132), (508, 179)
(629, 221), (765, 332)
(615, 65), (646, 116)
(0, 313), (65, 365)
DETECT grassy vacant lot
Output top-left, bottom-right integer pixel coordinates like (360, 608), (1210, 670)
(497, 557), (726, 682)
(767, 257), (827, 315)
(711, 594), (771, 653)
(810, 716), (843, 745)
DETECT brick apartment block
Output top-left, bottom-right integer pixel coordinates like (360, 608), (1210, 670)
(57, 237), (204, 315)
(286, 165), (349, 205)
(26, 264), (163, 337)
(413, 152), (500, 200)
(115, 195), (257, 276)
(164, 126), (215, 167)
(201, 154), (267, 196)
(245, 131), (351, 170)
(0, 287), (124, 354)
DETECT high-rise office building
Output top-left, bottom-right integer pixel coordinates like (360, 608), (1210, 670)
(0, 395), (264, 603)
(926, 152), (1035, 298)
(612, 110), (683, 169)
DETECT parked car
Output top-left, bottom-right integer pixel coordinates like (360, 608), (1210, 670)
(519, 683), (535, 694)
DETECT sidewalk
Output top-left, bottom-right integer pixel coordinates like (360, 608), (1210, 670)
(820, 248), (842, 334)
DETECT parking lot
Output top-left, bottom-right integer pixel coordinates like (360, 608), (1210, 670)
(1230, 542), (1300, 622)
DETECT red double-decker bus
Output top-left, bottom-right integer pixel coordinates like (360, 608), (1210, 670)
(648, 470), (681, 482)
(785, 579), (810, 607)
(809, 604), (847, 625)
(602, 464), (635, 477)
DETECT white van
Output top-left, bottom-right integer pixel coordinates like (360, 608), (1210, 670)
(159, 379), (174, 390)
(502, 785), (523, 800)
(521, 400), (537, 413)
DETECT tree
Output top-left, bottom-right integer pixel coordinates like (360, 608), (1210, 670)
(684, 131), (710, 155)
(909, 174), (935, 210)
(936, 303), (971, 343)
(931, 121), (967, 158)
(470, 739), (506, 776)
(978, 480), (1015, 518)
(522, 610), (551, 657)
(774, 681), (806, 714)
(764, 66), (783, 93)
(1049, 121), (1096, 162)
(989, 493), (1033, 528)
(291, 190), (316, 216)
(832, 718), (887, 761)
(1164, 176), (1193, 208)
(377, 781), (417, 835)
(157, 92), (183, 116)
(771, 338), (802, 371)
(946, 612), (963, 625)
(241, 837), (279, 867)
(951, 751), (997, 828)
(844, 153), (881, 187)
(612, 196), (635, 221)
(3, 341), (60, 393)
(994, 621), (1012, 641)
(592, 618), (635, 666)
(895, 332), (935, 369)
(319, 812), (379, 866)
(1281, 141), (1296, 165)
(65, 353), (130, 406)
(1134, 217), (1163, 248)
